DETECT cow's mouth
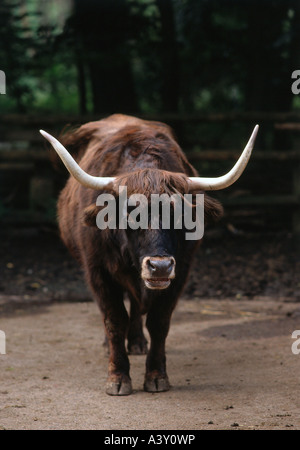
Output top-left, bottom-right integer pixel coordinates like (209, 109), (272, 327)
(144, 278), (171, 290)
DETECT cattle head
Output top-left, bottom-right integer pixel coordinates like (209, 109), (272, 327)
(40, 125), (258, 291)
(82, 167), (220, 290)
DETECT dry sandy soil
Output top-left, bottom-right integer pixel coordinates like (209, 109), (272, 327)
(0, 297), (300, 430)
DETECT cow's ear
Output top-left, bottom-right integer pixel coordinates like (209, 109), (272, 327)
(190, 190), (224, 224)
(204, 194), (224, 223)
(83, 204), (101, 227)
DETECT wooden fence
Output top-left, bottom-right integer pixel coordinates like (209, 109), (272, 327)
(0, 112), (300, 232)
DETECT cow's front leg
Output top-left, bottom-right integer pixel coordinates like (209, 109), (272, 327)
(104, 305), (132, 396)
(144, 301), (174, 392)
(89, 271), (132, 395)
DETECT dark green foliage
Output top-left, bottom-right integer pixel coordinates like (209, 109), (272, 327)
(0, 0), (299, 116)
(0, 0), (38, 112)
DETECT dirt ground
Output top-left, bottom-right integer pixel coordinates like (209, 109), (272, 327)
(0, 298), (300, 430)
(0, 227), (300, 430)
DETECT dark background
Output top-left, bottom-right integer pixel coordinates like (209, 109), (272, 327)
(0, 0), (299, 302)
(1, 0), (300, 118)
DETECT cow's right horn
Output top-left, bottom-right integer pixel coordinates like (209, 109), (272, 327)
(40, 130), (115, 189)
(188, 125), (259, 191)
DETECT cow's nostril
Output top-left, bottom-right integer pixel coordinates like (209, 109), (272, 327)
(148, 260), (157, 270)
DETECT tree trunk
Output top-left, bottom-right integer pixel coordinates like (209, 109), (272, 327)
(156, 0), (179, 112)
(72, 0), (137, 114)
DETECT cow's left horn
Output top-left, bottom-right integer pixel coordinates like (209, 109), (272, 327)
(188, 125), (259, 190)
(40, 130), (115, 189)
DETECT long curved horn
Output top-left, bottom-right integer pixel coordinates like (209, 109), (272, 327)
(40, 130), (115, 190)
(188, 125), (259, 191)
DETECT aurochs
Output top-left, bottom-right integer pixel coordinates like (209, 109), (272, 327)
(40, 114), (258, 395)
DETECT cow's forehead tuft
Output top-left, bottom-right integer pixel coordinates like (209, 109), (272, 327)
(113, 168), (189, 197)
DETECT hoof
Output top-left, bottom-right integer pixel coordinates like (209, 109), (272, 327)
(144, 373), (170, 393)
(106, 375), (133, 396)
(127, 340), (148, 355)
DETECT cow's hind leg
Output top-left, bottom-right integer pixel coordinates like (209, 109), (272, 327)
(144, 300), (174, 393)
(127, 295), (148, 355)
(102, 296), (148, 355)
(88, 270), (132, 395)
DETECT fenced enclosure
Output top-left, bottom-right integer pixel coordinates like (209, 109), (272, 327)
(1, 112), (300, 232)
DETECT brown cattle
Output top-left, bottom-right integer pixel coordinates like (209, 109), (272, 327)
(40, 114), (258, 395)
